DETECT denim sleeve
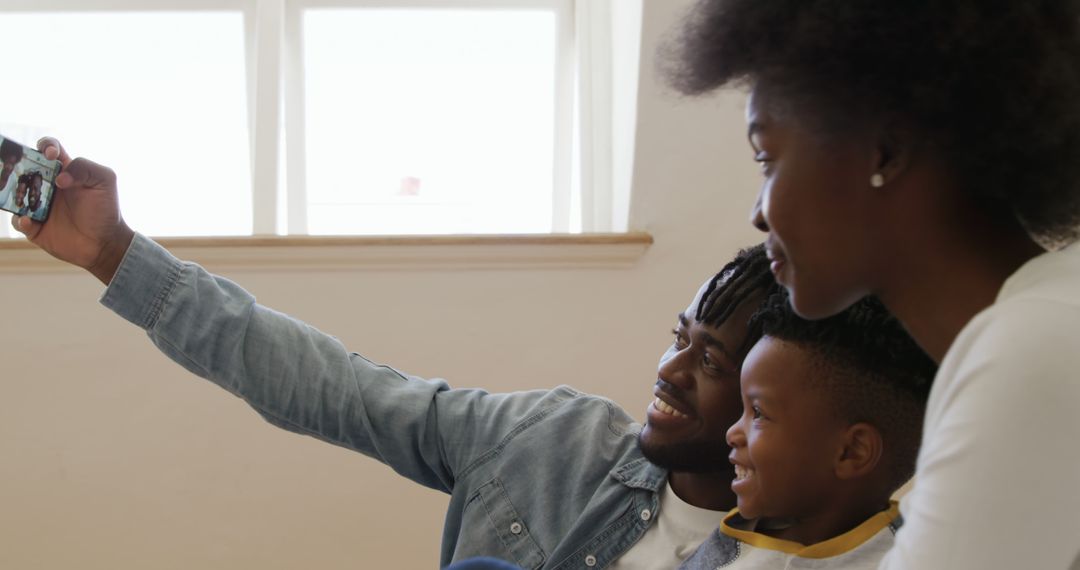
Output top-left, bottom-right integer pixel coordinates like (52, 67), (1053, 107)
(99, 234), (562, 493)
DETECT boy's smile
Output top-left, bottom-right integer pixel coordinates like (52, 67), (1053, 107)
(732, 463), (754, 483)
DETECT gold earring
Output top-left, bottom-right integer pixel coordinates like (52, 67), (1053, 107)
(870, 173), (885, 188)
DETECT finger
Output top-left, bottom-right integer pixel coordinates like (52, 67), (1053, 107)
(36, 136), (72, 165)
(54, 157), (116, 190)
(11, 215), (42, 241)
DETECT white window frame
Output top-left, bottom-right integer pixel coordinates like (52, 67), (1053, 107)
(1, 0), (616, 236)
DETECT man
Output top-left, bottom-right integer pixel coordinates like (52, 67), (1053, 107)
(24, 172), (44, 218)
(13, 139), (777, 568)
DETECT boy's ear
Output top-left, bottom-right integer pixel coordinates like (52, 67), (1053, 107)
(835, 423), (884, 480)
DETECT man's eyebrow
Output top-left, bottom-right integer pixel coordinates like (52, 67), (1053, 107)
(676, 313), (738, 364)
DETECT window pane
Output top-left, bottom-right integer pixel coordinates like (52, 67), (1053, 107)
(304, 9), (556, 235)
(0, 12), (251, 237)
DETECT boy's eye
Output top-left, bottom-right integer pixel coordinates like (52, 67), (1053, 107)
(751, 406), (763, 420)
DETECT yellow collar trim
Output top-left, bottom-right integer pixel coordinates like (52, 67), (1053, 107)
(719, 501), (899, 559)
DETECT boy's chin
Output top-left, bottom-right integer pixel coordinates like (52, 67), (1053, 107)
(735, 497), (762, 520)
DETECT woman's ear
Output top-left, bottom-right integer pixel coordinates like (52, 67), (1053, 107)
(835, 422), (884, 480)
(872, 123), (914, 187)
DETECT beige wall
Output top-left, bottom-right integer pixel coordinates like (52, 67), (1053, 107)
(0, 1), (766, 568)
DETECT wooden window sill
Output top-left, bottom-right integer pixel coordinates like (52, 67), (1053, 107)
(0, 233), (653, 273)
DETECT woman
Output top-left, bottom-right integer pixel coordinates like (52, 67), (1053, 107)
(0, 138), (23, 210)
(665, 1), (1080, 569)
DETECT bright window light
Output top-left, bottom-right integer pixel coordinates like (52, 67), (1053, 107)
(0, 12), (251, 237)
(303, 9), (556, 235)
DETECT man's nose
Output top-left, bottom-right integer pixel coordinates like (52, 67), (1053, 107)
(657, 347), (694, 390)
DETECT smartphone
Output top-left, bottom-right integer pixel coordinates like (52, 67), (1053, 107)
(0, 133), (62, 223)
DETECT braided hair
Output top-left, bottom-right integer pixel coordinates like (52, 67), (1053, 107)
(695, 243), (780, 355)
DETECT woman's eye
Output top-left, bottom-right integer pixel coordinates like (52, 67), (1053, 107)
(754, 153), (774, 176)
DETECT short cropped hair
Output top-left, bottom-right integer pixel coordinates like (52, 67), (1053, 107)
(748, 290), (937, 491)
(664, 0), (1080, 245)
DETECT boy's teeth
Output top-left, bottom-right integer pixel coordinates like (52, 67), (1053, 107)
(654, 397), (688, 418)
(733, 465), (755, 481)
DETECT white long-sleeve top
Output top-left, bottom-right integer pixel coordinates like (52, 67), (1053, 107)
(881, 242), (1080, 569)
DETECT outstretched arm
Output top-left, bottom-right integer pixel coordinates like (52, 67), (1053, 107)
(99, 232), (460, 490)
(13, 138), (553, 494)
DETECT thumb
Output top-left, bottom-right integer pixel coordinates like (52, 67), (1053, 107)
(37, 136), (73, 165)
(11, 214), (42, 241)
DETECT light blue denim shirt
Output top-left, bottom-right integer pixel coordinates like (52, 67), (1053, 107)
(100, 234), (667, 569)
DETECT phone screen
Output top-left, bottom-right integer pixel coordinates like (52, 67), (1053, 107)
(0, 134), (62, 223)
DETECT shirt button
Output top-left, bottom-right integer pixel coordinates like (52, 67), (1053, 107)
(584, 554), (598, 567)
(640, 509), (652, 521)
(509, 522), (523, 535)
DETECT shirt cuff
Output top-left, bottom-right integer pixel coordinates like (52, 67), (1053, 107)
(99, 233), (185, 330)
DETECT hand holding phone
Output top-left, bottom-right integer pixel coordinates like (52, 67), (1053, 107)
(11, 137), (134, 285)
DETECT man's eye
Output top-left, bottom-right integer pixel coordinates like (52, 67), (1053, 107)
(702, 351), (736, 376)
(671, 328), (688, 349)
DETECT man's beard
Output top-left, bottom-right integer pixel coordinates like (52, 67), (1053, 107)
(636, 431), (732, 473)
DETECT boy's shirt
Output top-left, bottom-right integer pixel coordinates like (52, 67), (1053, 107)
(678, 502), (901, 569)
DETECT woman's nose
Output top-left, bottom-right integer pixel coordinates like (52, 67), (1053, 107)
(750, 193), (769, 232)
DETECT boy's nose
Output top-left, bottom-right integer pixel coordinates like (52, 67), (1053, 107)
(726, 419), (746, 448)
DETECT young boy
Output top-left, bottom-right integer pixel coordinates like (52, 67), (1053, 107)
(679, 291), (936, 569)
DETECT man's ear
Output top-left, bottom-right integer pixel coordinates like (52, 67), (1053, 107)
(835, 422), (884, 480)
